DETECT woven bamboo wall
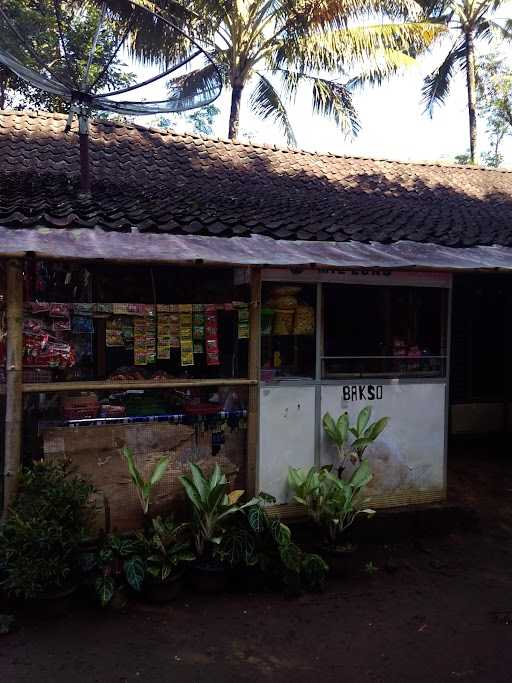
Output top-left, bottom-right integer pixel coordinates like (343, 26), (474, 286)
(43, 421), (247, 531)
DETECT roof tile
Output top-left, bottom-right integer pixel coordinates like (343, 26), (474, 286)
(1, 110), (512, 247)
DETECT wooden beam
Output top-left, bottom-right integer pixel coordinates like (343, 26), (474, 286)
(246, 267), (261, 496)
(22, 378), (257, 393)
(3, 259), (24, 515)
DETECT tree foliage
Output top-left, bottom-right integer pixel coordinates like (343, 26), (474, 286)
(453, 54), (512, 168)
(420, 0), (512, 163)
(157, 102), (220, 135)
(0, 0), (135, 111)
(101, 0), (445, 143)
(476, 53), (512, 167)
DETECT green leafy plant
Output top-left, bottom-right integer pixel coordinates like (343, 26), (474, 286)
(179, 463), (253, 558)
(348, 406), (390, 463)
(0, 513), (79, 600)
(137, 516), (195, 584)
(364, 561), (379, 577)
(322, 412), (351, 476)
(12, 459), (95, 535)
(288, 461), (375, 545)
(81, 534), (144, 608)
(122, 446), (170, 516)
(323, 407), (389, 476)
(219, 493), (328, 593)
(0, 459), (95, 600)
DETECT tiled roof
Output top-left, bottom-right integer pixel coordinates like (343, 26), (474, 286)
(2, 110), (512, 246)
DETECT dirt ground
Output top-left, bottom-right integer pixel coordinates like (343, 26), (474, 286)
(2, 443), (512, 683)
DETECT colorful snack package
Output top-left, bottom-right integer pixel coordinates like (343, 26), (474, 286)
(49, 303), (70, 318)
(205, 305), (220, 366)
(72, 303), (94, 316)
(53, 318), (71, 332)
(133, 317), (147, 365)
(29, 301), (50, 314)
(237, 304), (250, 339)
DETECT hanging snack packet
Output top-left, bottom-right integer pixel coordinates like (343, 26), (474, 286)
(121, 318), (133, 349)
(237, 304), (249, 339)
(192, 307), (205, 353)
(96, 303), (113, 314)
(23, 318), (44, 334)
(180, 307), (194, 366)
(106, 317), (124, 346)
(146, 317), (156, 364)
(133, 317), (148, 365)
(169, 313), (180, 349)
(49, 303), (70, 318)
(157, 313), (171, 360)
(72, 303), (93, 316)
(29, 301), (50, 314)
(53, 316), (71, 332)
(205, 305), (220, 366)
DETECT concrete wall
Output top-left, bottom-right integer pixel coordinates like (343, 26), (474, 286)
(259, 381), (447, 508)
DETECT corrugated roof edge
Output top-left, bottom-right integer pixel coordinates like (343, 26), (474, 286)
(3, 109), (512, 175)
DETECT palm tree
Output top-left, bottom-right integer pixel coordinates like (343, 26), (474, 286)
(421, 0), (512, 164)
(109, 0), (444, 144)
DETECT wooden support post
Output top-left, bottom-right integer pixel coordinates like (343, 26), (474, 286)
(3, 259), (24, 516)
(246, 267), (261, 496)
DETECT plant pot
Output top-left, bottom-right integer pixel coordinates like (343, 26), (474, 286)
(189, 562), (228, 594)
(228, 564), (268, 593)
(31, 584), (77, 619)
(321, 544), (358, 579)
(144, 573), (184, 604)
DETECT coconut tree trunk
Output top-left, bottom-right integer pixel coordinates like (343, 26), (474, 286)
(464, 28), (478, 164)
(228, 82), (244, 140)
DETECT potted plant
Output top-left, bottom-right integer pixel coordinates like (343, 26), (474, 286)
(137, 516), (195, 603)
(0, 459), (95, 614)
(179, 463), (252, 593)
(219, 493), (328, 595)
(288, 461), (375, 577)
(323, 406), (389, 477)
(122, 446), (170, 522)
(81, 533), (144, 609)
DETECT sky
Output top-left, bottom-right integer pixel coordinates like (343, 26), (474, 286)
(200, 45), (512, 166)
(88, 8), (512, 167)
(132, 20), (511, 168)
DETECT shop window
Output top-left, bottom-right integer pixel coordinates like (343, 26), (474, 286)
(260, 283), (316, 380)
(20, 261), (249, 384)
(19, 260), (251, 486)
(322, 284), (448, 378)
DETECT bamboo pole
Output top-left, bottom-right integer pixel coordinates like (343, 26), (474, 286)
(22, 378), (257, 393)
(246, 267), (261, 496)
(3, 259), (24, 516)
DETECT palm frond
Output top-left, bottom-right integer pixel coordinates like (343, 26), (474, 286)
(476, 18), (512, 43)
(166, 61), (223, 108)
(279, 0), (426, 33)
(415, 0), (451, 19)
(422, 39), (466, 115)
(311, 76), (360, 136)
(249, 72), (297, 146)
(276, 68), (359, 135)
(94, 0), (211, 66)
(273, 21), (445, 73)
(348, 48), (416, 88)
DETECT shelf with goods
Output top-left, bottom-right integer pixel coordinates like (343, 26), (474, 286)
(260, 283), (316, 381)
